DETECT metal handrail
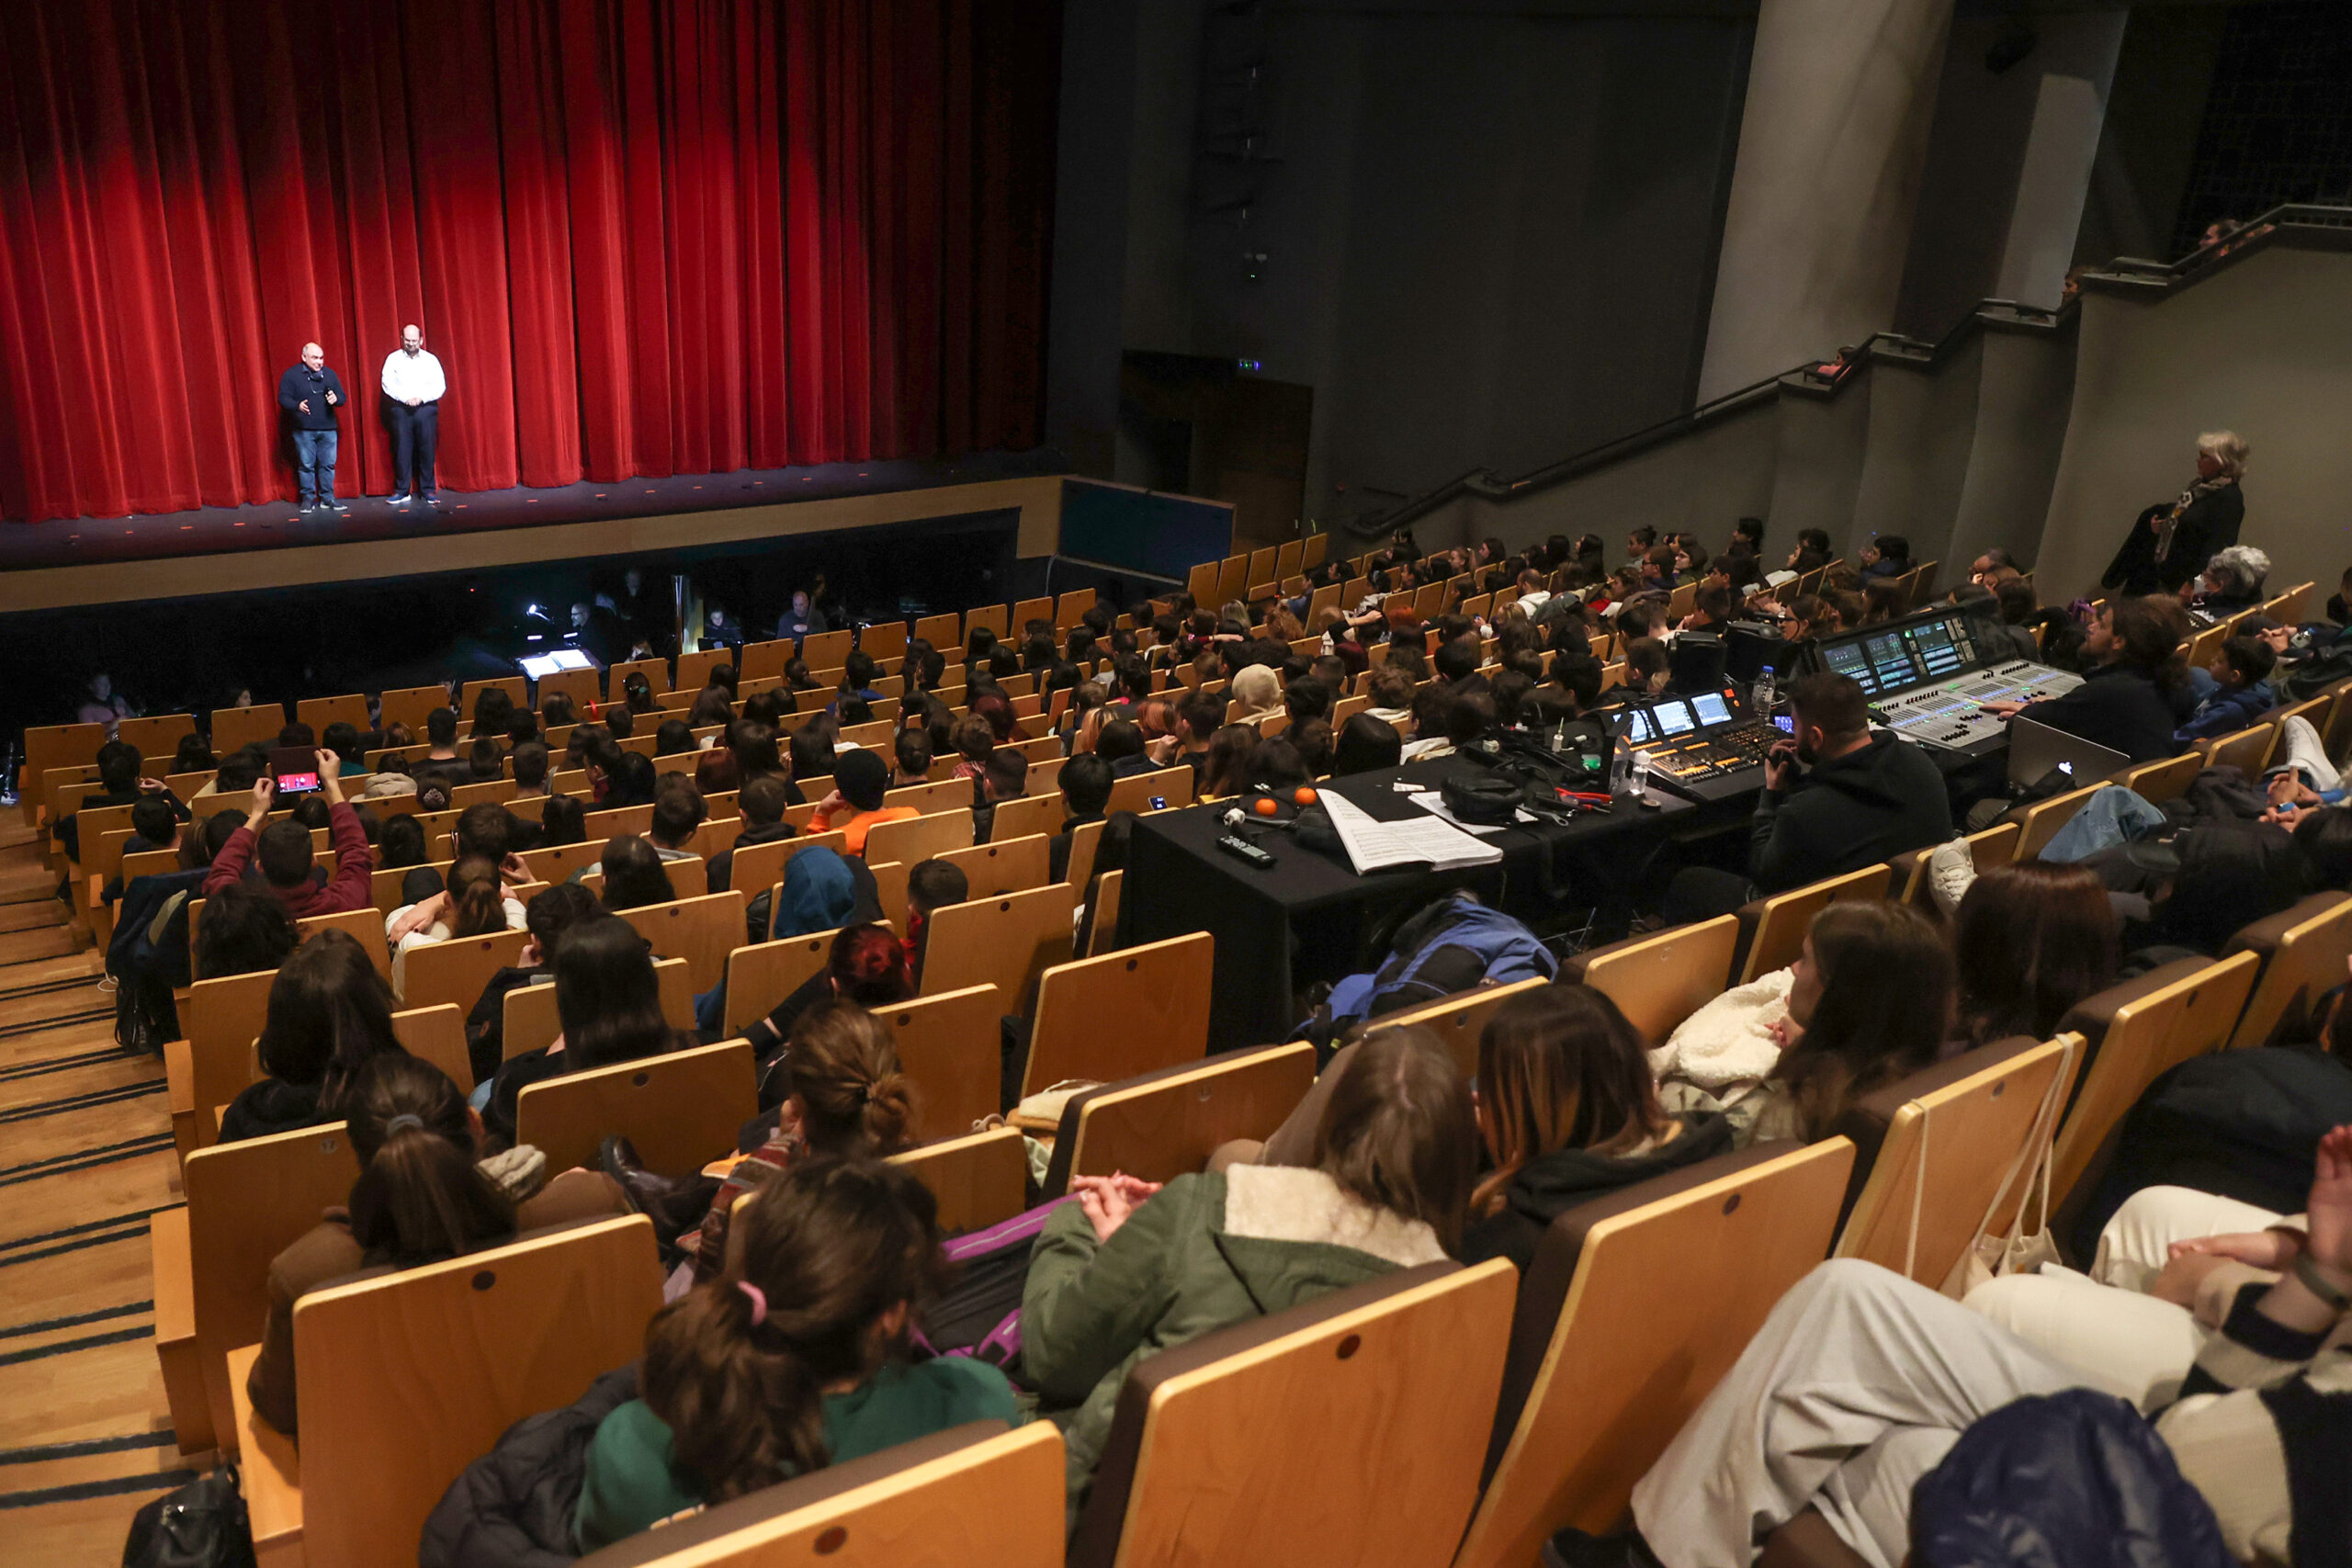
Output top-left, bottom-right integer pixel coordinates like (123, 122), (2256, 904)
(1347, 201), (2352, 544)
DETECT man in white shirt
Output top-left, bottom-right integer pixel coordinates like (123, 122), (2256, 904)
(380, 323), (447, 507)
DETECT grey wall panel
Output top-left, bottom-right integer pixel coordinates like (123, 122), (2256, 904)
(2034, 246), (2352, 602)
(1847, 334), (1981, 568)
(1948, 323), (2077, 581)
(1769, 385), (1873, 550)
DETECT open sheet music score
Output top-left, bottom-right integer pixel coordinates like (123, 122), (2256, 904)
(1317, 790), (1504, 875)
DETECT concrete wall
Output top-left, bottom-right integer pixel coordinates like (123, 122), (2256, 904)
(1947, 321), (2079, 579)
(2034, 245), (2352, 602)
(1846, 336), (1982, 567)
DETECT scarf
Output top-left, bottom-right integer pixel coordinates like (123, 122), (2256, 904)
(2154, 474), (2233, 563)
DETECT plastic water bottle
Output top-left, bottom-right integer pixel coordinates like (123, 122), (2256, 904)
(1752, 670), (1778, 717)
(1628, 749), (1651, 799)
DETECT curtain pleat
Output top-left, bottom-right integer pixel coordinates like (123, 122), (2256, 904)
(0, 0), (1057, 525)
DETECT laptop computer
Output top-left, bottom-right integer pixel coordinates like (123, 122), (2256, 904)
(2007, 716), (2130, 789)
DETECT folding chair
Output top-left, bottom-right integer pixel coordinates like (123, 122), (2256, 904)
(1105, 766), (1194, 816)
(231, 1217), (663, 1568)
(921, 883), (1077, 1017)
(2226, 890), (2352, 1048)
(1067, 1260), (1515, 1568)
(377, 684), (453, 737)
(1019, 933), (1214, 1104)
(503, 958), (696, 1060)
(2007, 782), (2105, 863)
(2115, 751), (2204, 807)
(1365, 976), (1554, 1078)
(400, 927), (532, 1015)
(873, 985), (1003, 1137)
(1082, 869), (1125, 955)
(1832, 1036), (2078, 1286)
(1561, 916), (1739, 1043)
(613, 890), (747, 991)
(933, 833), (1051, 897)
(1890, 824), (2018, 908)
(119, 713), (199, 757)
(17, 720), (107, 824)
(392, 1002), (474, 1097)
(1043, 1043), (1317, 1192)
(570, 1422), (1063, 1568)
(1453, 1140), (1857, 1567)
(1734, 863), (1892, 983)
(2199, 722), (2278, 777)
(721, 924), (857, 1039)
(888, 1126), (1030, 1235)
(516, 1039), (757, 1175)
(863, 808), (977, 867)
(212, 705), (289, 753)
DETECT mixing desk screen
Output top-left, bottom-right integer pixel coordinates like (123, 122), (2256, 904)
(1654, 700), (1697, 738)
(1690, 691), (1734, 727)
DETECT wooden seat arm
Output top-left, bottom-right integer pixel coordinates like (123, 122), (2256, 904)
(225, 1343), (305, 1567)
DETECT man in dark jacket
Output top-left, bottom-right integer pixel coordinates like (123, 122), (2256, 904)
(1748, 672), (1951, 894)
(277, 342), (350, 513)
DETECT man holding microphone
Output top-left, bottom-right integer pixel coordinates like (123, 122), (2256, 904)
(277, 342), (349, 513)
(380, 322), (447, 507)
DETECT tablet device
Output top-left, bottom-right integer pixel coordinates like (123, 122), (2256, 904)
(268, 747), (322, 797)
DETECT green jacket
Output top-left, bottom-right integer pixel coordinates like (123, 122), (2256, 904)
(1022, 1165), (1448, 1505)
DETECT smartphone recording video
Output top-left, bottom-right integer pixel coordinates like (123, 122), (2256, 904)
(268, 747), (322, 796)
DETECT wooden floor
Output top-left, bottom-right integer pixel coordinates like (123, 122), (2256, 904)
(0, 825), (199, 1564)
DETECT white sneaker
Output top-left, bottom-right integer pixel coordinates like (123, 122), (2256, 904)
(389, 493), (411, 506)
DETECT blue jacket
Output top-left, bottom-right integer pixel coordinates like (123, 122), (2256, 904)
(2173, 681), (2274, 742)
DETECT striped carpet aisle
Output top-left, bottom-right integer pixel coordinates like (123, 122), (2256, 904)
(0, 825), (201, 1567)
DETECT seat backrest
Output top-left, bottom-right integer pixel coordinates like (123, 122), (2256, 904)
(724, 829), (850, 915)
(1564, 916), (1738, 1043)
(863, 808), (977, 868)
(2118, 750), (2206, 807)
(872, 984), (1002, 1139)
(1046, 1043), (1317, 1192)
(502, 958), (695, 1061)
(1062, 816), (1108, 893)
(1364, 975), (1554, 1078)
(613, 890), (747, 991)
(294, 1216), (663, 1568)
(2009, 781), (2104, 862)
(1736, 863), (1891, 983)
(987, 794), (1064, 845)
(1083, 869), (1126, 956)
(1832, 1036), (2077, 1286)
(1455, 1139), (1857, 1568)
(516, 1039), (757, 1176)
(889, 1126), (1030, 1235)
(1891, 824), (2019, 907)
(933, 832), (1051, 897)
(186, 968), (280, 1146)
(376, 684), (453, 737)
(391, 1003), (474, 1096)
(17, 720), (107, 818)
(299, 906), (393, 983)
(186, 1122), (361, 1453)
(921, 883), (1077, 1018)
(721, 923), (852, 1039)
(2052, 951), (2259, 1205)
(1022, 931), (1213, 1099)
(294, 694), (370, 735)
(2199, 722), (2278, 776)
(211, 705), (288, 753)
(571, 1421), (1064, 1568)
(2228, 890), (2352, 1048)
(1068, 1258), (1518, 1568)
(1105, 766), (1194, 817)
(401, 927), (533, 1014)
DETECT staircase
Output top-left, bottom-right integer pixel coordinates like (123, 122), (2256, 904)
(0, 822), (194, 1566)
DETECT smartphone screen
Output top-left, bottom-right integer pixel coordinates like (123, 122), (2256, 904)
(268, 746), (321, 795)
(1148, 795), (1167, 811)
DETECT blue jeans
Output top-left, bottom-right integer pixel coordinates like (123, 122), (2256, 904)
(291, 428), (338, 505)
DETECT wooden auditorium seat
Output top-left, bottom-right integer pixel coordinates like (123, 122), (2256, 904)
(1363, 975), (1553, 1078)
(2225, 890), (2352, 1048)
(1734, 863), (1892, 983)
(1065, 1258), (1517, 1568)
(888, 1126), (1030, 1235)
(501, 957), (696, 1059)
(571, 1422), (1064, 1568)
(932, 832), (1051, 897)
(870, 985), (1002, 1139)
(2005, 783), (2105, 863)
(1042, 1043), (1318, 1192)
(920, 883), (1077, 1016)
(2198, 721), (2279, 776)
(401, 927), (532, 1014)
(719, 922), (858, 1039)
(611, 889), (746, 991)
(1830, 1035), (2077, 1287)
(863, 808), (978, 868)
(1561, 915), (1739, 1043)
(230, 1215), (663, 1568)
(1454, 1139), (1857, 1568)
(514, 1039), (756, 1175)
(1889, 823), (2018, 908)
(1017, 933), (1215, 1104)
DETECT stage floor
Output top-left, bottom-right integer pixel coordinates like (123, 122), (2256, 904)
(0, 452), (1069, 614)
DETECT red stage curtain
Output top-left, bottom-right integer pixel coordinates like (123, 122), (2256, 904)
(0, 0), (1058, 524)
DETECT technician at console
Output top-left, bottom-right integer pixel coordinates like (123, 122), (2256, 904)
(1981, 596), (2191, 762)
(1661, 672), (1950, 921)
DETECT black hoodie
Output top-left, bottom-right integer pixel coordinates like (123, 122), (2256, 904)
(1459, 1112), (1734, 1271)
(218, 1077), (329, 1145)
(1748, 732), (1951, 895)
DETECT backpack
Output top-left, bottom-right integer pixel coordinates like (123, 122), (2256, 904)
(121, 1466), (254, 1568)
(2283, 637), (2352, 701)
(911, 1196), (1075, 1388)
(1306, 892), (1556, 1056)
(109, 868), (203, 1055)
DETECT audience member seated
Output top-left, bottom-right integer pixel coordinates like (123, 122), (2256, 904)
(246, 1054), (628, 1438)
(200, 751), (375, 916)
(98, 796), (186, 906)
(1949, 862), (2119, 1050)
(1023, 1026), (1473, 1506)
(2176, 633), (2278, 742)
(1330, 714), (1403, 776)
(706, 775), (796, 905)
(741, 923), (908, 1086)
(462, 883), (600, 1087)
(2098, 819), (2311, 970)
(2189, 543), (2270, 619)
(572, 1158), (1016, 1551)
(580, 834), (677, 913)
(1050, 754), (1114, 882)
(902, 859), (967, 987)
(1663, 673), (1950, 921)
(676, 1001), (918, 1283)
(190, 879), (297, 981)
(1566, 1122), (2349, 1568)
(537, 794), (588, 848)
(218, 930), (410, 1143)
(1461, 987), (1730, 1270)
(808, 750), (917, 856)
(54, 739), (186, 864)
(1656, 901), (1955, 1147)
(386, 853), (529, 1000)
(482, 915), (695, 1145)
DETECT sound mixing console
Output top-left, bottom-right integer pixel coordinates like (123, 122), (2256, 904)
(1813, 614), (2084, 755)
(1618, 687), (1783, 802)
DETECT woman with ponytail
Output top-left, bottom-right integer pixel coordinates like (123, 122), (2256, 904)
(689, 1000), (918, 1282)
(245, 1054), (628, 1437)
(385, 852), (526, 1000)
(218, 930), (410, 1143)
(576, 1158), (1017, 1550)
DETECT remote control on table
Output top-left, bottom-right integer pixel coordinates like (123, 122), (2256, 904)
(1216, 834), (1277, 869)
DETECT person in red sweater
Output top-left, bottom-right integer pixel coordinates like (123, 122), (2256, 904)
(201, 749), (376, 916)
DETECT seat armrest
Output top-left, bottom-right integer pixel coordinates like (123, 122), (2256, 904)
(224, 1342), (305, 1566)
(150, 1207), (211, 1453)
